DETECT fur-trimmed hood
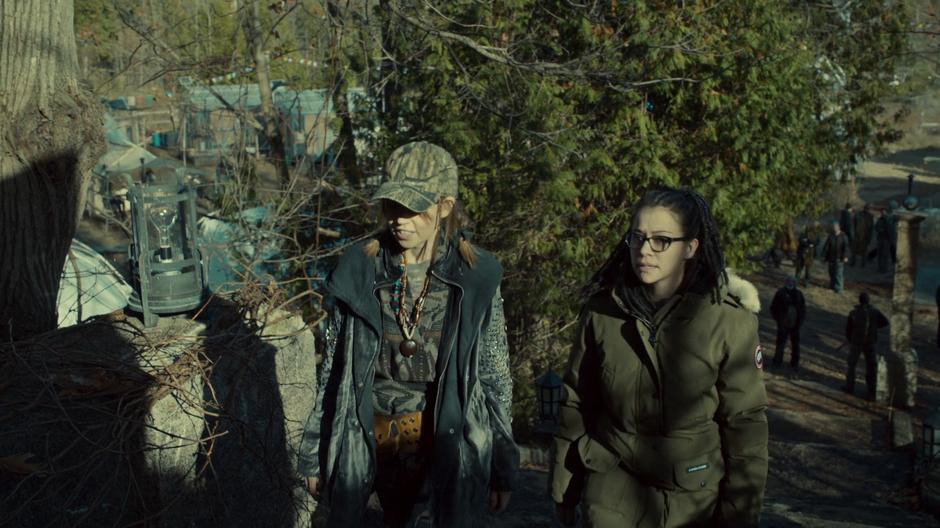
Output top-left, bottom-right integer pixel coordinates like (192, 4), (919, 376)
(725, 271), (761, 313)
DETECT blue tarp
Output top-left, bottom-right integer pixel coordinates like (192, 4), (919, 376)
(197, 207), (286, 293)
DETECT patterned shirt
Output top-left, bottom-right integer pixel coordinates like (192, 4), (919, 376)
(373, 257), (450, 415)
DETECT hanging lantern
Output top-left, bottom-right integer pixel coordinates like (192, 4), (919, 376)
(536, 370), (564, 425)
(125, 161), (207, 327)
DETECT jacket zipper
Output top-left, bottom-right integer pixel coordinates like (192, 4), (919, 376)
(349, 280), (397, 487)
(610, 290), (669, 433)
(359, 281), (394, 403)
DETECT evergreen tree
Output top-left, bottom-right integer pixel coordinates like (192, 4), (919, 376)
(347, 0), (909, 425)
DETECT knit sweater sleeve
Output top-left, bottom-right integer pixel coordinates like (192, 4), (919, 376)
(479, 286), (519, 491)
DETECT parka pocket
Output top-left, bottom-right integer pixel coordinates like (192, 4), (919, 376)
(600, 362), (641, 424)
(672, 449), (725, 492)
(577, 435), (620, 473)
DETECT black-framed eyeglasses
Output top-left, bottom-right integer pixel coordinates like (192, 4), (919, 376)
(624, 232), (692, 253)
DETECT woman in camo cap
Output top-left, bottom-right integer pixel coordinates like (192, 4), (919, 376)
(298, 141), (518, 527)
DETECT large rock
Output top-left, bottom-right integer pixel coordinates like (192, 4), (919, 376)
(129, 315), (208, 527)
(891, 410), (914, 450)
(876, 353), (890, 404)
(165, 299), (318, 528)
(0, 299), (319, 528)
(887, 348), (918, 408)
(127, 305), (320, 526)
(259, 305), (319, 526)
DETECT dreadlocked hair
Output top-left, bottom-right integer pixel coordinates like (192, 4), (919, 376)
(363, 198), (478, 266)
(583, 186), (727, 302)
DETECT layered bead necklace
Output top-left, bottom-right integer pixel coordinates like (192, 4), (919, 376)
(391, 252), (433, 358)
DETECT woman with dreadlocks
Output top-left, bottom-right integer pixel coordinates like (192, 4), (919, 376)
(550, 187), (768, 527)
(297, 141), (518, 528)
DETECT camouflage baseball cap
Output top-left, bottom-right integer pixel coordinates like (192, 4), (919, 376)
(371, 141), (458, 212)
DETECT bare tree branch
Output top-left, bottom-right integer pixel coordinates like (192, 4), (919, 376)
(386, 1), (698, 91)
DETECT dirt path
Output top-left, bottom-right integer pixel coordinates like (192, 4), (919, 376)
(752, 260), (938, 527)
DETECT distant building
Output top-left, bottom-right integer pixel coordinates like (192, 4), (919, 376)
(106, 94), (176, 146)
(180, 83), (369, 164)
(87, 114), (158, 215)
(182, 84), (263, 159)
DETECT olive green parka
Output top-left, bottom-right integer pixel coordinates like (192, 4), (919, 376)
(550, 273), (768, 527)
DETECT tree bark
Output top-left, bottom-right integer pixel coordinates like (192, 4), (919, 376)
(324, 1), (363, 190)
(378, 0), (401, 135)
(332, 84), (363, 189)
(0, 0), (104, 340)
(241, 0), (290, 186)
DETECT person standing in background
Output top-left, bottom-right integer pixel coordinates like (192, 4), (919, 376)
(795, 224), (818, 286)
(810, 220), (823, 258)
(822, 221), (849, 293)
(770, 276), (806, 370)
(887, 200), (899, 264)
(874, 209), (892, 273)
(843, 293), (889, 399)
(852, 204), (874, 267)
(839, 203), (855, 254)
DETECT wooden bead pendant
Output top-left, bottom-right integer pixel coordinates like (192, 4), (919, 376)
(399, 338), (419, 358)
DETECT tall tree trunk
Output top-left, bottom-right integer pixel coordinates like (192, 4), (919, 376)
(325, 1), (363, 189)
(0, 0), (105, 340)
(332, 84), (363, 189)
(378, 0), (401, 135)
(241, 0), (290, 186)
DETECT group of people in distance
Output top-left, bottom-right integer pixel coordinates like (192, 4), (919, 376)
(298, 142), (768, 527)
(793, 201), (898, 294)
(770, 276), (889, 400)
(771, 196), (902, 402)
